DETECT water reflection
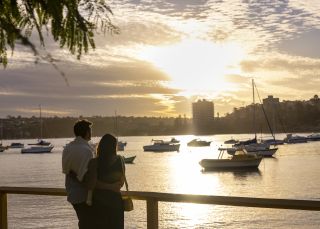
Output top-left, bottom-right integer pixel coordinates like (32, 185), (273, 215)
(202, 168), (262, 178)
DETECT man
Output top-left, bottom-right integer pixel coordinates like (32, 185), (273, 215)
(62, 119), (120, 228)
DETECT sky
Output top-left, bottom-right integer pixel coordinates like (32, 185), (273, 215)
(1, 0), (320, 118)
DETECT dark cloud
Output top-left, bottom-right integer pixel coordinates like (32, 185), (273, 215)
(277, 29), (320, 58)
(241, 56), (320, 74)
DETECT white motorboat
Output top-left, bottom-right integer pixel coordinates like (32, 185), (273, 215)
(307, 133), (320, 141)
(199, 148), (262, 170)
(284, 134), (308, 144)
(21, 145), (54, 154)
(187, 139), (211, 147)
(143, 140), (180, 152)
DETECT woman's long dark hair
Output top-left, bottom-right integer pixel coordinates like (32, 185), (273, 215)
(97, 134), (117, 169)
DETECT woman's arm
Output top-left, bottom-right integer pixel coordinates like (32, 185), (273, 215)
(82, 158), (123, 192)
(82, 158), (97, 190)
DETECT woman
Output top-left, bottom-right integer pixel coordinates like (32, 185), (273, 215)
(88, 134), (125, 228)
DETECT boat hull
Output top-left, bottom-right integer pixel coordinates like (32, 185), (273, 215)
(21, 146), (54, 154)
(143, 144), (180, 152)
(199, 157), (262, 170)
(246, 148), (278, 157)
(124, 156), (136, 163)
(187, 141), (211, 147)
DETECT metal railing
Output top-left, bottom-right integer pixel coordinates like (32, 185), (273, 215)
(1, 186), (320, 229)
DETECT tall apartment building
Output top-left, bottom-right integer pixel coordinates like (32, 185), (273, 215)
(192, 99), (214, 134)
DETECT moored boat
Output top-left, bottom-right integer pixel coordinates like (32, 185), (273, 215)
(21, 145), (54, 154)
(224, 138), (238, 144)
(117, 141), (127, 151)
(284, 134), (308, 144)
(262, 139), (284, 145)
(9, 142), (25, 148)
(28, 139), (51, 146)
(124, 155), (136, 164)
(0, 145), (7, 152)
(199, 148), (262, 170)
(143, 140), (180, 152)
(307, 133), (320, 141)
(187, 139), (211, 147)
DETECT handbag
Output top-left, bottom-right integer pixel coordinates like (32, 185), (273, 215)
(120, 156), (134, 211)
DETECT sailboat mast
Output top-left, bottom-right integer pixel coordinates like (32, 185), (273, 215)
(39, 104), (42, 139)
(252, 79), (256, 139)
(0, 119), (3, 145)
(114, 110), (118, 139)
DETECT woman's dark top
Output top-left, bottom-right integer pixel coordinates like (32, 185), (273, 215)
(93, 155), (123, 208)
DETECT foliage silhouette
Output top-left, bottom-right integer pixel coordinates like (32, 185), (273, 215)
(0, 0), (119, 69)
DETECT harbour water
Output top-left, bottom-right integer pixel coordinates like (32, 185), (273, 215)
(0, 133), (320, 228)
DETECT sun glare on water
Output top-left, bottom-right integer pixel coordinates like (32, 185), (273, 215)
(138, 39), (246, 97)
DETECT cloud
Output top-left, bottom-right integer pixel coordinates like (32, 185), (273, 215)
(2, 0), (320, 118)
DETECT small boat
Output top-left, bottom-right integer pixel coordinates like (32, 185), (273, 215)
(143, 140), (180, 152)
(199, 148), (262, 171)
(262, 139), (284, 145)
(21, 145), (54, 154)
(117, 141), (127, 151)
(224, 138), (238, 144)
(0, 145), (6, 152)
(307, 133), (320, 141)
(187, 139), (211, 147)
(245, 144), (278, 157)
(284, 134), (308, 144)
(124, 155), (136, 164)
(9, 142), (25, 148)
(28, 139), (51, 146)
(233, 142), (277, 157)
(167, 137), (180, 143)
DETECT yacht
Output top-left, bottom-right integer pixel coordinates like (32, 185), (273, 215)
(21, 145), (54, 154)
(187, 139), (211, 147)
(307, 133), (320, 141)
(143, 140), (180, 152)
(284, 134), (308, 144)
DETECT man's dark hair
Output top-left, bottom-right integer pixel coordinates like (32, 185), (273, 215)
(74, 119), (92, 138)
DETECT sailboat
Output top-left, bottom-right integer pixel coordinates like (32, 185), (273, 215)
(114, 111), (136, 162)
(0, 119), (7, 152)
(114, 111), (128, 151)
(233, 79), (278, 157)
(22, 105), (53, 154)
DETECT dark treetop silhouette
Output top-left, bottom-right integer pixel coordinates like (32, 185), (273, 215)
(0, 0), (119, 67)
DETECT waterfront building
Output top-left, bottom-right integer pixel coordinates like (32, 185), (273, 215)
(192, 99), (214, 134)
(262, 95), (280, 108)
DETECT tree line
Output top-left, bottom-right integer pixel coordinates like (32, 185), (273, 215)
(2, 96), (320, 139)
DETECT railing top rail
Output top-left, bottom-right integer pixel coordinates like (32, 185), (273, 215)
(1, 186), (320, 211)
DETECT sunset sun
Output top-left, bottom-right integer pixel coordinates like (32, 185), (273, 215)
(138, 39), (246, 96)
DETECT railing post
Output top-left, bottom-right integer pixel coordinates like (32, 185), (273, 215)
(0, 192), (8, 229)
(147, 198), (158, 229)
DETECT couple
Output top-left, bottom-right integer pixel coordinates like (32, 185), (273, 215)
(62, 120), (126, 229)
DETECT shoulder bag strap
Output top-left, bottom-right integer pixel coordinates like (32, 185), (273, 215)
(120, 156), (129, 191)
